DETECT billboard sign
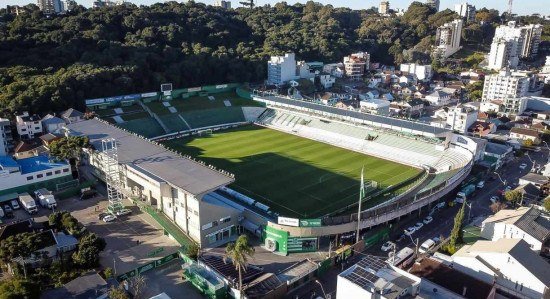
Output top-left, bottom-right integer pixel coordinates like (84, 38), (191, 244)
(161, 83), (173, 92)
(299, 219), (322, 227)
(123, 94), (141, 101)
(216, 84), (228, 89)
(264, 226), (289, 255)
(85, 98), (105, 105)
(278, 217), (299, 227)
(141, 92), (158, 98)
(188, 87), (202, 92)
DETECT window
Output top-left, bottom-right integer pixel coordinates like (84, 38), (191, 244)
(26, 176), (33, 181)
(36, 174), (43, 178)
(46, 172), (52, 176)
(63, 168), (69, 172)
(54, 170), (61, 174)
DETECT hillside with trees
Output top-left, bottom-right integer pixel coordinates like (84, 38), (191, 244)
(0, 1), (547, 116)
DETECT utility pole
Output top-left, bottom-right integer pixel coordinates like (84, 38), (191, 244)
(356, 167), (365, 244)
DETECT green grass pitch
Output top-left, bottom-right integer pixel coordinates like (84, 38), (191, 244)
(163, 125), (421, 218)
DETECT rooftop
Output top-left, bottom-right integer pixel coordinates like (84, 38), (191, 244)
(61, 108), (84, 119)
(65, 119), (234, 196)
(0, 156), (20, 169)
(16, 155), (68, 174)
(41, 271), (113, 299)
(510, 127), (540, 137)
(520, 173), (548, 185)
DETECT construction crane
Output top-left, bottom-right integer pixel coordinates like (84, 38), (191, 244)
(507, 0), (513, 16)
(239, 0), (254, 8)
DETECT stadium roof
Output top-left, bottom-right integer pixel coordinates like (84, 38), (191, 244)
(65, 119), (233, 196)
(255, 95), (448, 135)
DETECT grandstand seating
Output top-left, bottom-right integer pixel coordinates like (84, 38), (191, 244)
(258, 108), (472, 172)
(180, 107), (246, 129)
(117, 117), (166, 138)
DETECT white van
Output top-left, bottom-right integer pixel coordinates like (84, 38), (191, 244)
(419, 239), (436, 254)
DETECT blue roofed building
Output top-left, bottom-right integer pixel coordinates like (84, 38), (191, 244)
(0, 155), (72, 196)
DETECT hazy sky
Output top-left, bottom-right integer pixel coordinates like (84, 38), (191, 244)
(4, 0), (549, 16)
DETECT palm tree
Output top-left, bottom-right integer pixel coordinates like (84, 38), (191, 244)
(224, 235), (255, 298)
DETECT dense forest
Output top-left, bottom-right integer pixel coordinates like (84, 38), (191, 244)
(0, 1), (546, 116)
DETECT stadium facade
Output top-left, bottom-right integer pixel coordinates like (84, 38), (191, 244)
(67, 93), (476, 254)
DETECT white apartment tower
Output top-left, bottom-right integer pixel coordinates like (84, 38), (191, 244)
(426, 0), (439, 11)
(454, 2), (476, 23)
(343, 52), (370, 80)
(213, 0), (231, 9)
(36, 0), (62, 14)
(446, 105), (478, 133)
(488, 21), (543, 70)
(434, 19), (463, 59)
(0, 118), (13, 156)
(378, 1), (389, 15)
(15, 112), (43, 140)
(267, 53), (297, 86)
(482, 70), (530, 115)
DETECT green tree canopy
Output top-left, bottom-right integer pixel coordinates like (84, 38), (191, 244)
(49, 136), (90, 161)
(504, 190), (523, 207)
(224, 235), (254, 298)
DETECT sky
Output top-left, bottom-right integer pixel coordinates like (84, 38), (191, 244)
(4, 0), (549, 16)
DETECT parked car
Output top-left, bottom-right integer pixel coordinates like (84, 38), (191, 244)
(10, 200), (20, 210)
(115, 209), (131, 216)
(102, 214), (117, 222)
(419, 239), (436, 254)
(381, 241), (395, 252)
(423, 216), (433, 225)
(519, 163), (527, 170)
(476, 181), (485, 189)
(432, 236), (441, 243)
(98, 212), (110, 220)
(404, 227), (416, 236)
(414, 222), (424, 230)
(490, 196), (499, 204)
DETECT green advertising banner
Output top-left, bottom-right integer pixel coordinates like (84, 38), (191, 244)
(264, 226), (289, 255)
(287, 237), (318, 253)
(299, 219), (322, 227)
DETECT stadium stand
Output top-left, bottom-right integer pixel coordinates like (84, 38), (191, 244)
(180, 107), (246, 129)
(116, 117), (166, 138)
(242, 107), (267, 122)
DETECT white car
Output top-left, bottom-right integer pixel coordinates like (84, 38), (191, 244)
(423, 216), (433, 225)
(102, 214), (117, 222)
(404, 227), (416, 236)
(519, 163), (527, 170)
(476, 181), (485, 189)
(381, 241), (394, 252)
(414, 222), (424, 230)
(490, 196), (499, 204)
(115, 209), (131, 216)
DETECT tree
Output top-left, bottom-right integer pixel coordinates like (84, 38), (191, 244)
(49, 211), (83, 235)
(185, 243), (200, 260)
(0, 232), (47, 264)
(543, 197), (550, 212)
(504, 190), (523, 207)
(0, 279), (40, 299)
(448, 200), (466, 251)
(49, 136), (90, 161)
(128, 274), (147, 299)
(523, 139), (534, 147)
(224, 235), (254, 298)
(72, 233), (106, 268)
(108, 285), (129, 299)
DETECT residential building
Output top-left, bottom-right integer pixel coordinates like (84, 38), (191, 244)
(0, 155), (72, 196)
(425, 0), (439, 11)
(41, 272), (115, 299)
(481, 207), (549, 254)
(267, 53), (297, 86)
(481, 70), (529, 103)
(450, 239), (550, 298)
(454, 2), (475, 22)
(36, 0), (62, 14)
(13, 139), (48, 159)
(434, 19), (463, 58)
(316, 74), (336, 89)
(359, 98), (391, 115)
(41, 114), (65, 134)
(488, 22), (543, 69)
(15, 112), (43, 140)
(468, 121), (496, 137)
(425, 90), (452, 106)
(92, 0), (124, 8)
(519, 173), (548, 188)
(483, 142), (512, 169)
(213, 0), (231, 9)
(343, 52), (370, 80)
(510, 127), (540, 144)
(378, 1), (389, 15)
(399, 63), (432, 81)
(323, 63), (345, 78)
(336, 255), (421, 299)
(446, 105), (477, 133)
(0, 118), (13, 156)
(542, 56), (550, 73)
(60, 108), (84, 124)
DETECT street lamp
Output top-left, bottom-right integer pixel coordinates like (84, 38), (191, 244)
(493, 172), (506, 187)
(315, 280), (328, 299)
(404, 230), (419, 255)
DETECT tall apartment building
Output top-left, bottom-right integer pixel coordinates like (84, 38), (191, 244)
(482, 70), (530, 115)
(343, 52), (370, 80)
(426, 0), (439, 11)
(446, 105), (478, 133)
(488, 21), (543, 70)
(434, 19), (463, 59)
(454, 2), (476, 23)
(36, 0), (62, 14)
(0, 118), (13, 156)
(15, 112), (43, 140)
(92, 0), (125, 8)
(267, 53), (297, 86)
(378, 1), (389, 15)
(213, 0), (231, 9)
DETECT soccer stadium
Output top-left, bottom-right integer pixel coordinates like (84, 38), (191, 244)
(76, 84), (476, 256)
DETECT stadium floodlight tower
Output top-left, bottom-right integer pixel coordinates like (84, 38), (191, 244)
(102, 138), (124, 214)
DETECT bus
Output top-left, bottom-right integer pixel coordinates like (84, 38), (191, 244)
(386, 247), (415, 269)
